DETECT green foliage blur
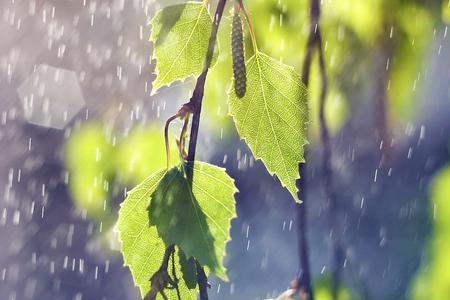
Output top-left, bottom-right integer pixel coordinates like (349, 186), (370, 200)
(65, 122), (179, 226)
(314, 275), (361, 300)
(409, 155), (450, 299)
(66, 122), (115, 224)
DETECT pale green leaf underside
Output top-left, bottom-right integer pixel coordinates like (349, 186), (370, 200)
(150, 162), (237, 280)
(150, 2), (217, 92)
(228, 51), (308, 202)
(117, 169), (198, 299)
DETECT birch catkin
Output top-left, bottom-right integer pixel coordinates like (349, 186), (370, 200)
(231, 11), (246, 98)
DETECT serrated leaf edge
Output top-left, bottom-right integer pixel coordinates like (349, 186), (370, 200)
(115, 168), (167, 298)
(227, 51), (309, 203)
(116, 162), (238, 286)
(149, 2), (218, 94)
(187, 161), (238, 281)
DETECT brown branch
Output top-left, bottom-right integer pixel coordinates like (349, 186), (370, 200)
(295, 174), (313, 300)
(300, 0), (343, 299)
(186, 0), (227, 172)
(184, 0), (228, 299)
(145, 245), (176, 300)
(314, 13), (345, 300)
(195, 260), (210, 300)
(296, 0), (335, 298)
(295, 1), (321, 299)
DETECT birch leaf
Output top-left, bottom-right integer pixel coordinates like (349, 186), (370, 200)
(228, 51), (308, 202)
(149, 162), (237, 280)
(150, 2), (218, 92)
(117, 169), (198, 299)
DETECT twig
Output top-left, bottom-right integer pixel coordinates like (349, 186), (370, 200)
(195, 260), (210, 300)
(171, 249), (182, 300)
(298, 0), (342, 299)
(184, 0), (228, 299)
(165, 113), (181, 168)
(179, 113), (191, 160)
(314, 11), (344, 300)
(186, 0), (227, 173)
(296, 0), (334, 298)
(295, 175), (313, 300)
(145, 245), (177, 300)
(165, 104), (193, 168)
(294, 2), (319, 299)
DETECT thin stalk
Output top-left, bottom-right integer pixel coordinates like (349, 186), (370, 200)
(317, 26), (342, 300)
(295, 3), (318, 298)
(185, 0), (228, 299)
(165, 113), (182, 168)
(295, 0), (331, 299)
(186, 0), (227, 171)
(296, 172), (313, 299)
(236, 0), (258, 53)
(298, 0), (342, 299)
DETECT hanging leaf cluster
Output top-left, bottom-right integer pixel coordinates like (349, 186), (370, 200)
(117, 0), (309, 298)
(118, 162), (237, 298)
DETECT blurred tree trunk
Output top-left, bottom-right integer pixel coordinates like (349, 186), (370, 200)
(373, 5), (394, 162)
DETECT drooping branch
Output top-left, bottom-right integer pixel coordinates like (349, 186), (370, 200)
(298, 0), (342, 299)
(295, 176), (314, 300)
(160, 1), (227, 298)
(186, 0), (227, 169)
(295, 1), (321, 299)
(184, 0), (228, 299)
(296, 0), (335, 299)
(316, 17), (343, 300)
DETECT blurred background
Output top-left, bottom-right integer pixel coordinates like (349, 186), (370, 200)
(1, 0), (449, 299)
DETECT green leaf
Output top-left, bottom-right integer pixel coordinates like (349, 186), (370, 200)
(149, 162), (237, 280)
(178, 249), (198, 289)
(117, 162), (237, 298)
(150, 2), (218, 92)
(117, 169), (198, 299)
(228, 51), (308, 202)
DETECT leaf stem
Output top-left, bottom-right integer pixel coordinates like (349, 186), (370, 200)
(179, 113), (191, 161)
(165, 114), (180, 168)
(236, 0), (258, 53)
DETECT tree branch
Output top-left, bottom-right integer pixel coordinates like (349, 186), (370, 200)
(296, 0), (333, 299)
(317, 27), (343, 300)
(299, 0), (343, 299)
(184, 0), (228, 299)
(295, 173), (314, 299)
(186, 0), (227, 169)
